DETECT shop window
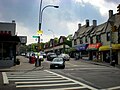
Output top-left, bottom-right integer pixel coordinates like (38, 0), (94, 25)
(106, 32), (110, 41)
(0, 43), (13, 60)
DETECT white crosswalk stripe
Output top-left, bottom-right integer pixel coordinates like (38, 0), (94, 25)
(6, 70), (98, 90)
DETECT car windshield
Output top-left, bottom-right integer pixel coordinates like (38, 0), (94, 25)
(53, 58), (63, 62)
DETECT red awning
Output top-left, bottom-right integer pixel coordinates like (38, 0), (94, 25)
(87, 43), (102, 51)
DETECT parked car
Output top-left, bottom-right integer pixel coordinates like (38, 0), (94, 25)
(58, 53), (70, 61)
(47, 53), (57, 61)
(50, 57), (65, 69)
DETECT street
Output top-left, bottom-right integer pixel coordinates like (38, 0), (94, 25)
(1, 56), (120, 90)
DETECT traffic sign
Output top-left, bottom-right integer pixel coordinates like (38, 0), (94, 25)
(37, 30), (43, 34)
(32, 36), (39, 38)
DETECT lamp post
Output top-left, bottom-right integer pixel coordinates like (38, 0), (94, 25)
(35, 0), (59, 67)
(39, 1), (59, 31)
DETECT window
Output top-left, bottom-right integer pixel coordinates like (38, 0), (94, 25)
(0, 43), (13, 60)
(79, 38), (83, 44)
(74, 39), (77, 45)
(96, 35), (101, 43)
(106, 32), (110, 41)
(90, 37), (93, 44)
(85, 36), (88, 43)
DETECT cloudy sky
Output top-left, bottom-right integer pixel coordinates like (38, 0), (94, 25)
(0, 0), (119, 44)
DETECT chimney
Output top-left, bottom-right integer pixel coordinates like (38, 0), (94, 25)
(78, 23), (81, 29)
(109, 10), (113, 18)
(93, 20), (97, 27)
(12, 20), (15, 23)
(86, 19), (89, 27)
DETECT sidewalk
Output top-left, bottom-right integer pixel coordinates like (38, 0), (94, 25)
(0, 56), (43, 72)
(78, 58), (120, 69)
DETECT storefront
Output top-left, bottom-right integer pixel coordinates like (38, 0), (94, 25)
(87, 43), (102, 61)
(99, 44), (120, 64)
(0, 35), (20, 67)
(74, 44), (88, 60)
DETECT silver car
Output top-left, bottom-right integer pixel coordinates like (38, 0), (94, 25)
(58, 54), (70, 61)
(50, 57), (65, 69)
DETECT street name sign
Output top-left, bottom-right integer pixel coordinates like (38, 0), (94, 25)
(32, 36), (39, 38)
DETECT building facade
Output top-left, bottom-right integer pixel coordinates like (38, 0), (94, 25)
(0, 20), (20, 67)
(72, 10), (120, 65)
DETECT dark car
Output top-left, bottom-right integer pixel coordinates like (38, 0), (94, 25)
(50, 57), (65, 69)
(47, 53), (57, 61)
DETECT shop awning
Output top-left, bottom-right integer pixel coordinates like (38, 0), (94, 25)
(99, 44), (120, 51)
(87, 43), (102, 51)
(0, 36), (20, 43)
(75, 44), (88, 51)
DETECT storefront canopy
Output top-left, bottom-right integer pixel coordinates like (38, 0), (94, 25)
(0, 36), (20, 43)
(87, 43), (102, 51)
(75, 44), (88, 51)
(99, 44), (120, 51)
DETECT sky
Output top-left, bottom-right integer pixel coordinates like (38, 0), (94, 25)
(0, 0), (119, 44)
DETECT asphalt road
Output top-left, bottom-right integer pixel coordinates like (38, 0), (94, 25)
(1, 57), (120, 90)
(43, 58), (120, 90)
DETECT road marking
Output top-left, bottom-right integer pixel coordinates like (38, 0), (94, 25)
(7, 74), (57, 77)
(105, 86), (120, 90)
(15, 80), (71, 84)
(45, 70), (98, 90)
(16, 82), (77, 88)
(9, 77), (64, 81)
(8, 75), (59, 79)
(2, 72), (9, 85)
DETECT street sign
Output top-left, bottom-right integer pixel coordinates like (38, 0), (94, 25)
(32, 36), (39, 38)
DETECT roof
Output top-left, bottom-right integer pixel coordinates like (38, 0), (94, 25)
(90, 22), (107, 36)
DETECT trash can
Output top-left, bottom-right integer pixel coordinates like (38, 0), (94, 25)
(31, 56), (36, 64)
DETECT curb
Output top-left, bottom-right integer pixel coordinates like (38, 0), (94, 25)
(0, 66), (44, 72)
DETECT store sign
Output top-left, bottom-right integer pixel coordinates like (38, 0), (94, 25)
(87, 43), (102, 50)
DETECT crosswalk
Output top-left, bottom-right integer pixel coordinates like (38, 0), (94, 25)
(5, 70), (98, 90)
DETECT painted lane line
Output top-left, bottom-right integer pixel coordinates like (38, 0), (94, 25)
(7, 75), (58, 77)
(9, 77), (65, 81)
(2, 72), (9, 85)
(45, 70), (98, 90)
(15, 80), (71, 84)
(8, 76), (60, 79)
(16, 82), (77, 88)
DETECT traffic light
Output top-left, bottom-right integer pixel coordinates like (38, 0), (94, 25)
(117, 4), (120, 15)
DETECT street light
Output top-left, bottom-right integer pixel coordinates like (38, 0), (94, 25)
(48, 29), (55, 53)
(39, 2), (59, 31)
(35, 0), (59, 67)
